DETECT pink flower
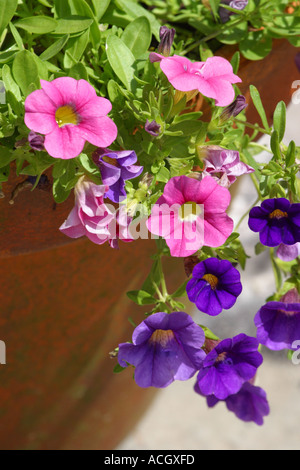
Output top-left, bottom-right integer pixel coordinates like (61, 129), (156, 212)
(201, 147), (255, 187)
(24, 77), (118, 159)
(146, 175), (234, 257)
(59, 176), (115, 245)
(150, 54), (241, 106)
(107, 207), (135, 249)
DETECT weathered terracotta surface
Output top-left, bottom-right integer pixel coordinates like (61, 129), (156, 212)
(0, 38), (299, 450)
(0, 237), (185, 450)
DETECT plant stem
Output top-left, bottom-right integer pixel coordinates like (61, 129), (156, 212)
(234, 118), (271, 136)
(234, 196), (260, 231)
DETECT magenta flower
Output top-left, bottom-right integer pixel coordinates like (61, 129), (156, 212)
(118, 311), (206, 388)
(59, 176), (115, 245)
(201, 147), (254, 187)
(146, 175), (234, 257)
(24, 77), (118, 159)
(150, 54), (241, 106)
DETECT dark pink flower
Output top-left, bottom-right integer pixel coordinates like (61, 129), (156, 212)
(146, 175), (233, 257)
(25, 77), (118, 159)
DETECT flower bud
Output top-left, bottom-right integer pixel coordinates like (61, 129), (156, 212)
(28, 130), (45, 151)
(220, 95), (247, 123)
(145, 119), (161, 136)
(157, 26), (175, 57)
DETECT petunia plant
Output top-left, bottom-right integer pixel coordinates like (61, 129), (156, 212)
(0, 0), (300, 429)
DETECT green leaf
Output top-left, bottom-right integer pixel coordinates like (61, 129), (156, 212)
(200, 325), (219, 341)
(68, 62), (88, 80)
(286, 140), (296, 167)
(168, 120), (202, 136)
(0, 0), (18, 37)
(249, 85), (270, 132)
(255, 242), (267, 255)
(122, 16), (151, 59)
(156, 166), (170, 183)
(64, 29), (89, 67)
(54, 16), (93, 34)
(106, 34), (136, 91)
(273, 101), (286, 143)
(270, 130), (281, 160)
(14, 16), (58, 34)
(39, 34), (69, 61)
(53, 178), (72, 203)
(12, 50), (40, 97)
(9, 22), (23, 50)
(91, 0), (111, 20)
(230, 51), (240, 75)
(0, 146), (13, 168)
(115, 0), (160, 40)
(2, 64), (21, 100)
(127, 290), (156, 306)
(239, 31), (272, 61)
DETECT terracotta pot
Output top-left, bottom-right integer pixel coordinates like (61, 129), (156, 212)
(0, 38), (298, 450)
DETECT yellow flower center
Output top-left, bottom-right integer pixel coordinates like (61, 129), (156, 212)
(149, 329), (175, 347)
(202, 273), (219, 290)
(102, 156), (118, 167)
(55, 105), (79, 127)
(178, 201), (202, 222)
(269, 209), (288, 219)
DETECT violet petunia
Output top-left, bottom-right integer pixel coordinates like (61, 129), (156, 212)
(59, 176), (115, 245)
(150, 54), (241, 107)
(146, 175), (234, 258)
(248, 198), (300, 247)
(28, 130), (45, 151)
(194, 333), (263, 400)
(93, 148), (143, 203)
(276, 242), (300, 261)
(118, 311), (206, 388)
(201, 146), (254, 187)
(205, 381), (270, 426)
(186, 257), (243, 316)
(25, 77), (117, 159)
(254, 297), (300, 351)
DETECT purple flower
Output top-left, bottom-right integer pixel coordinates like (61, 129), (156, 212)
(145, 119), (161, 136)
(93, 148), (143, 203)
(248, 198), (300, 247)
(186, 257), (243, 316)
(157, 26), (175, 57)
(194, 333), (263, 400)
(219, 0), (248, 23)
(28, 130), (45, 151)
(276, 242), (300, 261)
(118, 311), (206, 388)
(200, 146), (254, 187)
(220, 95), (247, 122)
(205, 381), (270, 425)
(254, 296), (300, 351)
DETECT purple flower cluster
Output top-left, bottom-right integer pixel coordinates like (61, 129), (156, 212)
(117, 312), (268, 425)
